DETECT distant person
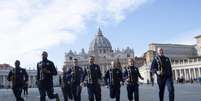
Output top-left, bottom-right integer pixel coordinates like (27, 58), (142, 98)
(7, 60), (28, 101)
(147, 79), (150, 84)
(190, 78), (193, 83)
(23, 81), (28, 96)
(150, 72), (154, 86)
(59, 65), (72, 101)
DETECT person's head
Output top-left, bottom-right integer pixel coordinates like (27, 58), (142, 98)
(116, 60), (122, 69)
(73, 58), (78, 66)
(157, 48), (164, 56)
(15, 60), (20, 68)
(42, 51), (48, 61)
(89, 56), (95, 64)
(128, 58), (134, 66)
(111, 59), (122, 69)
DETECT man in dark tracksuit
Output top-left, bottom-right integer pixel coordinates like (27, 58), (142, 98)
(7, 60), (28, 101)
(36, 51), (60, 101)
(82, 56), (102, 101)
(124, 58), (144, 101)
(151, 48), (174, 101)
(104, 60), (123, 101)
(59, 66), (72, 101)
(67, 58), (84, 101)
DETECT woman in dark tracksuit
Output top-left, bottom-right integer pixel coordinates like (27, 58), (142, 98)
(104, 60), (123, 101)
(60, 66), (72, 101)
(124, 58), (144, 101)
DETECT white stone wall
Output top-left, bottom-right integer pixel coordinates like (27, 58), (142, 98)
(139, 58), (201, 83)
(149, 44), (196, 59)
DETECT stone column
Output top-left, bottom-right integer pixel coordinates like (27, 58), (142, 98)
(175, 70), (179, 80)
(194, 68), (197, 79)
(180, 69), (182, 78)
(174, 70), (177, 80)
(172, 70), (176, 80)
(3, 75), (5, 87)
(198, 68), (200, 77)
(0, 75), (2, 86)
(184, 69), (188, 80)
(199, 68), (201, 77)
(29, 76), (31, 87)
(190, 69), (193, 79)
(186, 69), (189, 80)
(195, 68), (199, 78)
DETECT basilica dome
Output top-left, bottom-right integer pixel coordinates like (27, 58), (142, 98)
(89, 28), (112, 54)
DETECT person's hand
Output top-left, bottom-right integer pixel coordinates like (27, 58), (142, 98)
(80, 82), (84, 87)
(126, 78), (130, 82)
(124, 80), (128, 85)
(71, 72), (75, 75)
(106, 85), (109, 88)
(156, 71), (161, 75)
(120, 81), (124, 85)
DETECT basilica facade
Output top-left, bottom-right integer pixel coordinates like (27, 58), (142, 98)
(64, 28), (141, 73)
(1, 29), (200, 88)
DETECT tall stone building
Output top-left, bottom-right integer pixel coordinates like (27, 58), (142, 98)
(148, 43), (197, 60)
(140, 34), (201, 83)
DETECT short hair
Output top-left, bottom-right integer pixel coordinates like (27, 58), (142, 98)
(116, 60), (121, 68)
(42, 51), (48, 55)
(112, 59), (122, 69)
(15, 60), (20, 64)
(15, 60), (21, 66)
(157, 47), (163, 52)
(74, 58), (78, 61)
